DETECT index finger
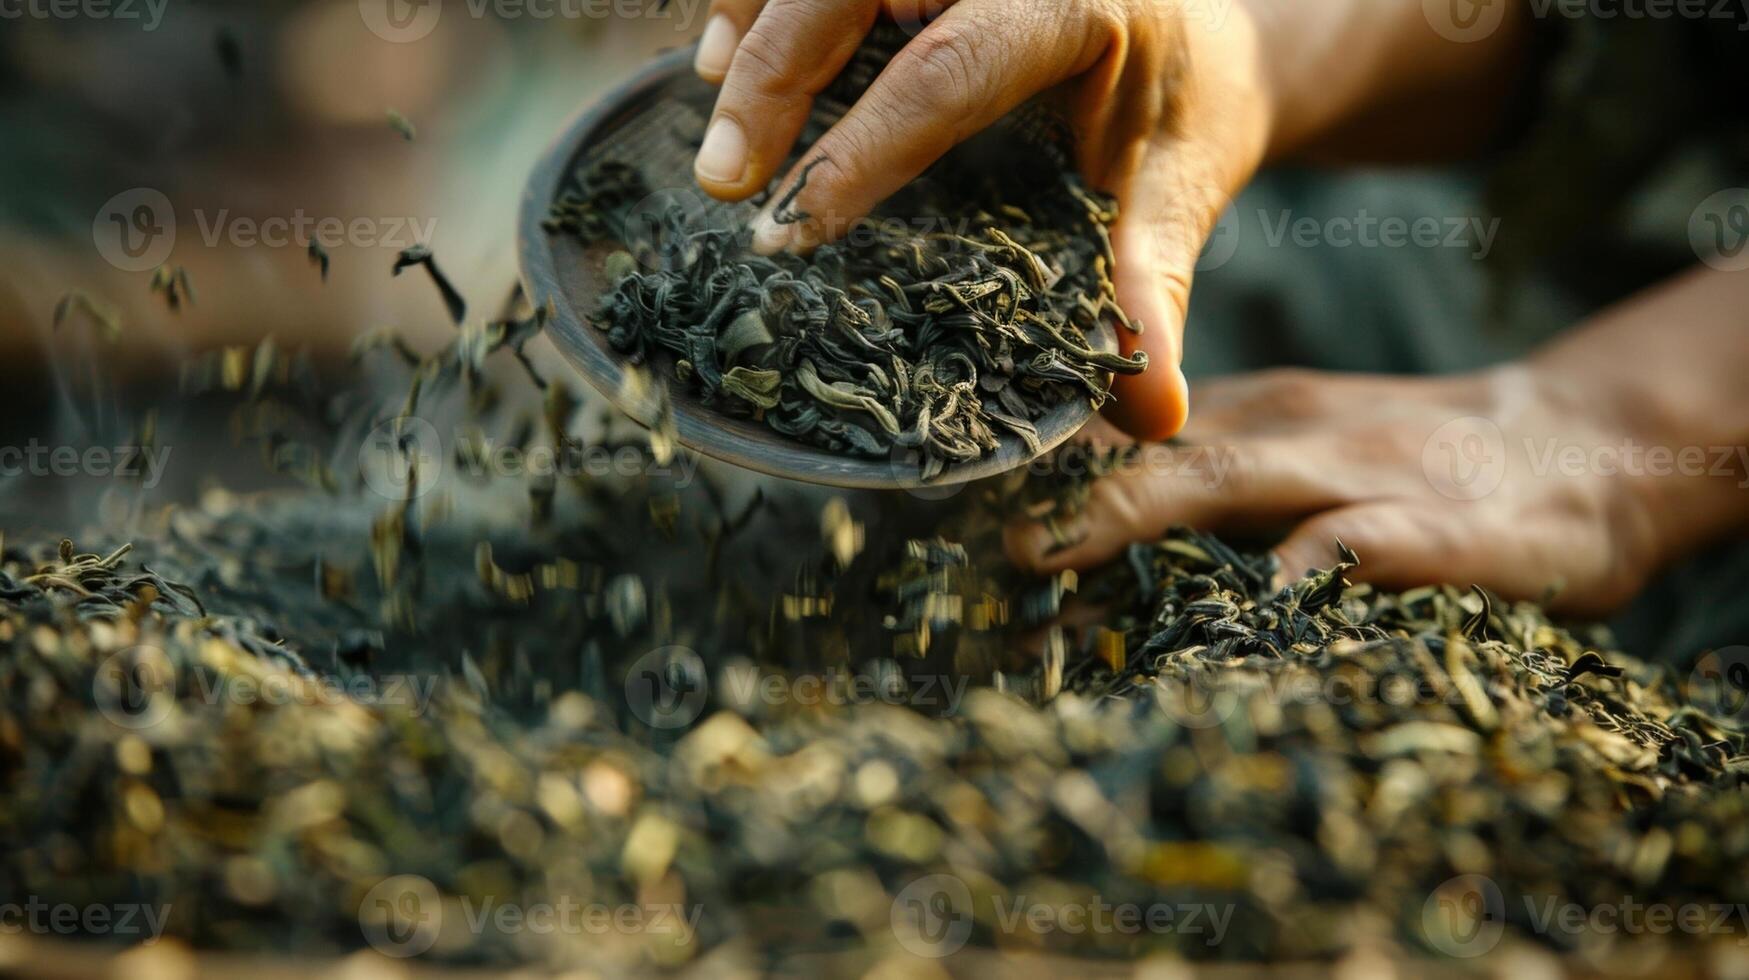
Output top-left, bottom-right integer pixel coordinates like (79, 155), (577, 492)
(693, 0), (885, 201)
(747, 0), (1111, 253)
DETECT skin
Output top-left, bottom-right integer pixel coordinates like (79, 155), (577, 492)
(689, 0), (1749, 614)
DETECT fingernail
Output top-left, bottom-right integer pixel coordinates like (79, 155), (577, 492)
(693, 14), (738, 80)
(750, 210), (797, 255)
(695, 115), (747, 185)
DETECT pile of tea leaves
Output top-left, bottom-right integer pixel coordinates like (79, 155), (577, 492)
(3, 483), (1748, 971)
(545, 42), (1148, 479)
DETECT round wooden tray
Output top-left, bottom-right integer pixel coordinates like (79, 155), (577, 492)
(517, 47), (1115, 489)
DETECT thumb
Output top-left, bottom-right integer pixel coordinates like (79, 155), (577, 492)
(1099, 159), (1231, 442)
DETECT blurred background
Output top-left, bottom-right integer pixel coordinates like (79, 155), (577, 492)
(0, 0), (712, 513)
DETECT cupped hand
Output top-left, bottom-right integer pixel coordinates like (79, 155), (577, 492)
(1003, 366), (1671, 617)
(688, 0), (1279, 441)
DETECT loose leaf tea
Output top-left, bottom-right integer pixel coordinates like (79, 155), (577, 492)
(547, 41), (1148, 480)
(387, 107), (417, 142)
(308, 240), (331, 282)
(150, 264), (195, 312)
(3, 504), (1746, 970)
(52, 290), (122, 341)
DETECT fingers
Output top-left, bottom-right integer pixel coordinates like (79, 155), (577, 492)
(1003, 437), (1348, 574)
(694, 0), (767, 83)
(693, 0), (885, 200)
(744, 0), (1111, 253)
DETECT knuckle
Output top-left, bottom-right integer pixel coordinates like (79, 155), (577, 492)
(889, 25), (983, 123)
(731, 23), (800, 93)
(811, 115), (882, 188)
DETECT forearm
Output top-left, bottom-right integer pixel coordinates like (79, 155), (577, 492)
(1527, 266), (1749, 563)
(1243, 0), (1534, 164)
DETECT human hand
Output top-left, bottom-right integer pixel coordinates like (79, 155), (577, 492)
(687, 0), (1281, 441)
(1003, 365), (1684, 616)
